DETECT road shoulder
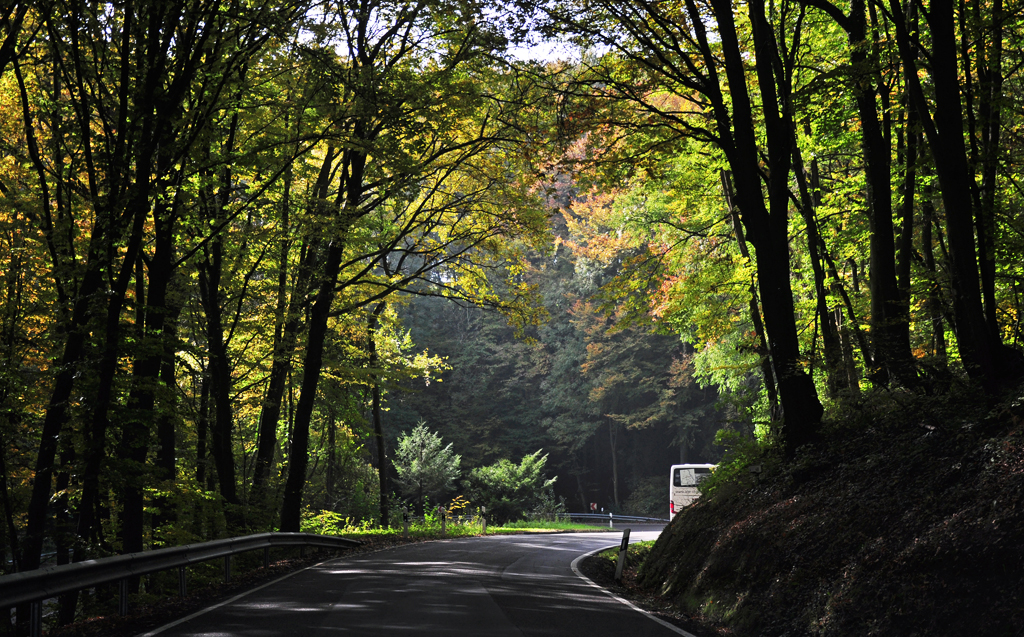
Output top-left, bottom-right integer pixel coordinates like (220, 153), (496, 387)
(573, 546), (726, 637)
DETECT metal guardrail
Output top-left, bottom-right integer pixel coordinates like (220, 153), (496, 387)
(1, 531), (361, 636)
(565, 512), (670, 525)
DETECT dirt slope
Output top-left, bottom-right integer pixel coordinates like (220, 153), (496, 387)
(638, 386), (1024, 636)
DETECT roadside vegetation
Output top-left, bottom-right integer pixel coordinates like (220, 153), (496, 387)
(634, 386), (1024, 636)
(301, 504), (604, 539)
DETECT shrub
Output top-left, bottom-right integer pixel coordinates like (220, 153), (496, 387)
(462, 450), (558, 525)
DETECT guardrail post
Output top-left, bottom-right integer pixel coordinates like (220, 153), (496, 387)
(264, 546), (270, 568)
(29, 600), (42, 637)
(614, 528), (631, 582)
(119, 578), (128, 615)
(300, 545), (306, 558)
(178, 566), (187, 597)
(224, 555), (231, 583)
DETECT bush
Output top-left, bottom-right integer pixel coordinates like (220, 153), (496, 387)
(463, 450), (558, 525)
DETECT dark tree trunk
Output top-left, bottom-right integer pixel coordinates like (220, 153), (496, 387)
(889, 0), (1001, 388)
(369, 302), (390, 528)
(55, 445), (77, 625)
(326, 408), (336, 509)
(921, 190), (950, 374)
(151, 301), (182, 535)
(118, 178), (180, 564)
(280, 143), (366, 531)
(253, 148), (336, 495)
(792, 142), (847, 396)
(199, 247), (241, 511)
(279, 241), (345, 531)
(722, 171), (780, 417)
(196, 374), (211, 488)
(847, 0), (915, 386)
(608, 421), (619, 509)
(971, 0), (1003, 337)
(711, 0), (823, 451)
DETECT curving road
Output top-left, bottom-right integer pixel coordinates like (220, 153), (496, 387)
(141, 526), (690, 637)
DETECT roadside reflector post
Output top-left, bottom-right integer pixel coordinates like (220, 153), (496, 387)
(481, 506), (487, 534)
(403, 506), (410, 538)
(30, 601), (42, 637)
(119, 578), (129, 615)
(440, 506), (446, 536)
(609, 512), (614, 529)
(614, 528), (631, 582)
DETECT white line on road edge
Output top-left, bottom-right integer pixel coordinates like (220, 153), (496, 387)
(570, 545), (698, 637)
(136, 557), (335, 637)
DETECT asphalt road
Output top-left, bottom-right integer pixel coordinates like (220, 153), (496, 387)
(141, 526), (688, 637)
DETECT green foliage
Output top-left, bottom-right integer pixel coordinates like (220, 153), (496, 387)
(393, 422), (462, 512)
(697, 430), (767, 499)
(598, 539), (656, 566)
(462, 450), (560, 525)
(300, 506), (486, 538)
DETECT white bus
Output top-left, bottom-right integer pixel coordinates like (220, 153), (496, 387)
(669, 464), (716, 519)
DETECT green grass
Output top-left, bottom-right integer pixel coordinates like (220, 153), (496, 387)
(301, 510), (609, 540)
(596, 539), (656, 564)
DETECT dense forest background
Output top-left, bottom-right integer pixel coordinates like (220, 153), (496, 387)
(1, 0), (1023, 616)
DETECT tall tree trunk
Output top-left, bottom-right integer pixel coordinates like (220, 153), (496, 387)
(896, 110), (918, 308)
(848, 0), (915, 386)
(921, 190), (950, 374)
(971, 0), (1003, 336)
(889, 0), (1001, 388)
(369, 302), (389, 528)
(152, 305), (181, 535)
(195, 110), (243, 517)
(199, 246), (241, 512)
(55, 445), (77, 625)
(253, 148), (336, 495)
(0, 435), (19, 573)
(608, 421), (619, 509)
(722, 171), (780, 417)
(118, 182), (179, 563)
(791, 141), (847, 396)
(326, 407), (336, 509)
(196, 373), (211, 488)
(279, 241), (346, 531)
(280, 143), (366, 531)
(711, 0), (823, 450)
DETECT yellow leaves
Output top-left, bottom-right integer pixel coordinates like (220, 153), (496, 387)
(562, 188), (639, 262)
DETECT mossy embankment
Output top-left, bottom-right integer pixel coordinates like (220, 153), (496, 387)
(638, 385), (1024, 636)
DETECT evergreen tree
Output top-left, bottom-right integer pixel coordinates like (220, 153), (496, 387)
(393, 423), (461, 514)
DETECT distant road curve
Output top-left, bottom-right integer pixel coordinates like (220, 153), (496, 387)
(140, 526), (691, 637)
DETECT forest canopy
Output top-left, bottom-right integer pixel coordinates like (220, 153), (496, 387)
(1, 0), (1023, 622)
